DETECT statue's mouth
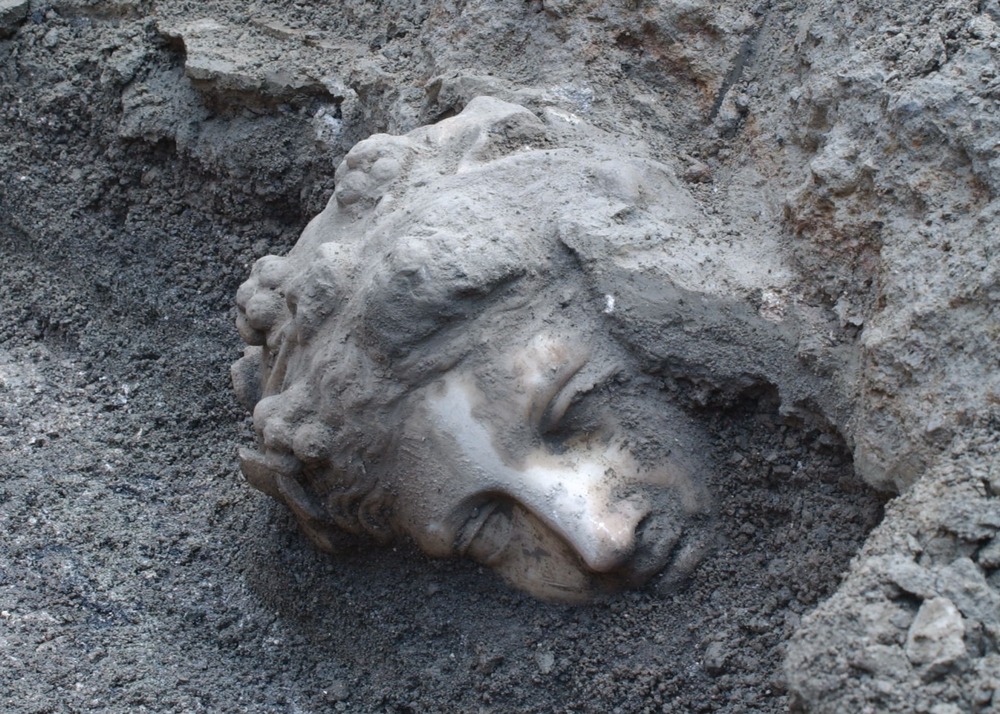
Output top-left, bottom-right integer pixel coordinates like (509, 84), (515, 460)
(628, 511), (687, 582)
(455, 500), (513, 565)
(450, 493), (705, 603)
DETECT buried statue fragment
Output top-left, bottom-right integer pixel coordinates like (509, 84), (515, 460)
(232, 97), (829, 602)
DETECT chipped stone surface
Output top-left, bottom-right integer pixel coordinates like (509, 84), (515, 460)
(787, 431), (1000, 712)
(904, 597), (966, 668)
(885, 556), (938, 599)
(157, 17), (342, 108)
(937, 558), (1000, 627)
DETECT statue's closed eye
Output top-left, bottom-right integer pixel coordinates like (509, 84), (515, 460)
(541, 378), (617, 450)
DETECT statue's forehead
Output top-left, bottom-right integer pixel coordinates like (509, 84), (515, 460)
(295, 100), (793, 327)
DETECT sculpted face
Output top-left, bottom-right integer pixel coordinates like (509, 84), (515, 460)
(231, 97), (794, 601)
(390, 318), (711, 601)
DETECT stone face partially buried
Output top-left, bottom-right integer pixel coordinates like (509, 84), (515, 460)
(232, 97), (818, 601)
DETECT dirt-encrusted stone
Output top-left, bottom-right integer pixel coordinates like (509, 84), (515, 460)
(786, 429), (1000, 712)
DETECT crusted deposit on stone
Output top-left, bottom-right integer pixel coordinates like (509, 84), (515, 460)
(232, 96), (844, 602)
(157, 17), (341, 107)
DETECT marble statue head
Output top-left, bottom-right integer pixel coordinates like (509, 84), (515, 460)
(231, 96), (814, 601)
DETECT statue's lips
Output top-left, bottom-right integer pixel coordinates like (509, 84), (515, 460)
(455, 496), (691, 602)
(628, 511), (686, 582)
(456, 501), (513, 565)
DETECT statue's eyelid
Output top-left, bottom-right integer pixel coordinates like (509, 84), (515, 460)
(541, 368), (621, 435)
(541, 386), (589, 434)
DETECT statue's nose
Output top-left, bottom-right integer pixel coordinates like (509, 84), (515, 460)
(501, 458), (649, 573)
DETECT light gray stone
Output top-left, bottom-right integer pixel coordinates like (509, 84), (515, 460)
(905, 597), (966, 669)
(937, 558), (1000, 627)
(977, 538), (1000, 569)
(885, 555), (938, 599)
